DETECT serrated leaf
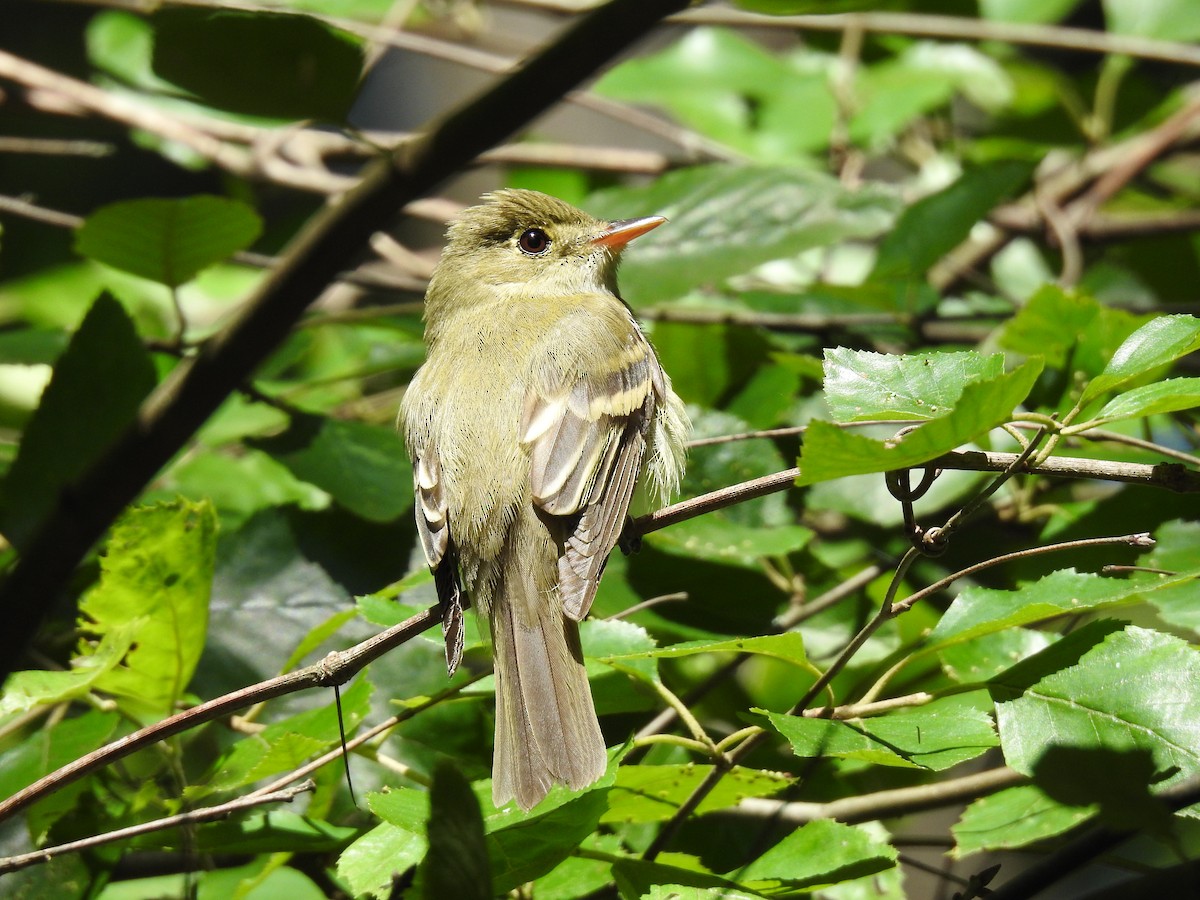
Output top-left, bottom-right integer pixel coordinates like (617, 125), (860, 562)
(929, 567), (1200, 648)
(250, 414), (413, 522)
(797, 359), (1043, 485)
(1079, 314), (1200, 405)
(761, 695), (999, 771)
(991, 625), (1200, 785)
(75, 196), (261, 287)
(870, 161), (1029, 282)
(151, 9), (364, 121)
(0, 293), (156, 549)
(823, 349), (1005, 422)
(952, 784), (1094, 858)
(737, 819), (896, 887)
(601, 765), (790, 824)
(338, 821), (427, 899)
(1095, 377), (1200, 424)
(79, 500), (217, 717)
(587, 166), (899, 304)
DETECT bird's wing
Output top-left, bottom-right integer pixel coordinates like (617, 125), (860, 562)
(410, 445), (465, 675)
(521, 334), (656, 621)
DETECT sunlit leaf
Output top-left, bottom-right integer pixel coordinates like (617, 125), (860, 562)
(797, 359), (1043, 485)
(588, 165), (899, 304)
(1079, 314), (1200, 405)
(1094, 377), (1200, 424)
(992, 624), (1200, 786)
(824, 348), (1005, 422)
(76, 196), (261, 287)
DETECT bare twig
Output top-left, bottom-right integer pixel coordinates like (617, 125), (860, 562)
(731, 767), (1026, 825)
(0, 780), (316, 874)
(670, 8), (1200, 68)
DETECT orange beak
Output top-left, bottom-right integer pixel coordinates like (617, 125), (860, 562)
(591, 215), (666, 250)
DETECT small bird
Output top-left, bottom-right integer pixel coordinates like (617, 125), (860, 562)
(400, 190), (689, 810)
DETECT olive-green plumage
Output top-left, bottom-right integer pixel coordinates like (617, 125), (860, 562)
(400, 190), (689, 810)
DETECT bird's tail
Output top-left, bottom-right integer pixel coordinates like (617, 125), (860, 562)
(489, 533), (606, 810)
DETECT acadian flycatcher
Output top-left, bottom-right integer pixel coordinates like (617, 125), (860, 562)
(400, 190), (689, 810)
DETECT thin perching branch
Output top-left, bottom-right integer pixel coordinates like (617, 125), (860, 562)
(0, 605), (440, 825)
(0, 780), (317, 875)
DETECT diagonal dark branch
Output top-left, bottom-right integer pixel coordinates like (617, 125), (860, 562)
(0, 0), (690, 681)
(0, 605), (440, 825)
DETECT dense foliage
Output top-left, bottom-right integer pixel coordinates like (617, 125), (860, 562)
(1, 1), (1198, 898)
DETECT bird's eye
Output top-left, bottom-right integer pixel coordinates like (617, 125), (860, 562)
(518, 228), (551, 255)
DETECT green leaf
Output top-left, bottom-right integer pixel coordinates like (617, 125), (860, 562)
(594, 28), (794, 153)
(602, 765), (790, 824)
(823, 348), (1006, 422)
(370, 786), (432, 832)
(587, 165), (899, 304)
(851, 45), (1014, 147)
(870, 161), (1029, 283)
(796, 359), (1043, 485)
(489, 792), (608, 894)
(737, 820), (896, 888)
(1095, 377), (1200, 424)
(151, 10), (364, 121)
(422, 765), (491, 900)
(338, 820), (427, 899)
(1079, 314), (1200, 405)
(98, 860), (327, 900)
(999, 285), (1107, 369)
(250, 414), (413, 523)
(0, 624), (135, 715)
(202, 675), (372, 794)
(953, 784), (1095, 857)
(929, 567), (1200, 648)
(78, 500), (217, 717)
(75, 196), (261, 287)
(760, 694), (999, 771)
(0, 293), (156, 549)
(939, 627), (1054, 683)
(581, 618), (659, 709)
(646, 516), (812, 568)
(992, 625), (1200, 785)
(0, 710), (120, 843)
